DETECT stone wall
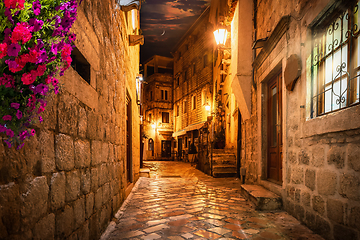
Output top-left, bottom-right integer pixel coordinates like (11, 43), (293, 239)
(0, 0), (141, 239)
(235, 0), (360, 239)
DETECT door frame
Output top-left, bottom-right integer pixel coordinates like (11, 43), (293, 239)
(126, 94), (133, 185)
(266, 71), (283, 184)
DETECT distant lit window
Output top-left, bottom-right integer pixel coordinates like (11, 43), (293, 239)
(183, 101), (187, 113)
(192, 95), (196, 110)
(193, 63), (196, 76)
(71, 47), (91, 84)
(148, 113), (152, 122)
(176, 103), (180, 116)
(162, 112), (169, 123)
(202, 89), (207, 105)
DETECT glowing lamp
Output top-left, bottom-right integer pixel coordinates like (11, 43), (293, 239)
(205, 104), (211, 111)
(151, 123), (156, 129)
(213, 28), (228, 46)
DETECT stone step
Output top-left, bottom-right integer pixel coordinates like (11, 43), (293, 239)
(213, 149), (236, 155)
(240, 184), (282, 211)
(212, 165), (237, 178)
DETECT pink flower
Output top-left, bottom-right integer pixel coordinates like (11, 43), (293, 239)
(45, 76), (52, 84)
(3, 115), (12, 121)
(6, 129), (14, 138)
(11, 23), (32, 44)
(52, 78), (59, 86)
(16, 110), (22, 119)
(39, 116), (43, 123)
(0, 43), (7, 58)
(21, 72), (36, 85)
(11, 103), (20, 109)
(37, 105), (45, 114)
(4, 0), (25, 9)
(31, 129), (36, 136)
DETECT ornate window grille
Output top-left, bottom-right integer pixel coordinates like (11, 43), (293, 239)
(311, 1), (360, 117)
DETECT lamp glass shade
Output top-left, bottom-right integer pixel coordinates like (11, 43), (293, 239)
(213, 29), (228, 46)
(205, 104), (211, 111)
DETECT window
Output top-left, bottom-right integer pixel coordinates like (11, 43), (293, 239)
(203, 54), (208, 68)
(71, 47), (91, 84)
(311, 1), (360, 117)
(162, 112), (169, 123)
(161, 90), (168, 100)
(176, 76), (180, 86)
(176, 103), (180, 116)
(150, 91), (153, 101)
(193, 63), (196, 76)
(183, 100), (187, 113)
(148, 113), (152, 122)
(202, 89), (207, 105)
(192, 95), (196, 110)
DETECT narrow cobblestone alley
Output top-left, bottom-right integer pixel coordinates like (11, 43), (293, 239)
(101, 162), (324, 240)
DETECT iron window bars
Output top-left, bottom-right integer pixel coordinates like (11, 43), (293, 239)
(311, 1), (360, 118)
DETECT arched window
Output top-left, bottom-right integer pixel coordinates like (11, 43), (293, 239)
(148, 138), (154, 151)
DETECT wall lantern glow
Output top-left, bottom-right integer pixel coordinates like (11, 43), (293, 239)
(151, 123), (156, 129)
(205, 104), (211, 111)
(213, 28), (228, 46)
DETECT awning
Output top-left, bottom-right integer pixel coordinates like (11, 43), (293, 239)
(173, 121), (206, 137)
(172, 129), (186, 138)
(184, 121), (206, 132)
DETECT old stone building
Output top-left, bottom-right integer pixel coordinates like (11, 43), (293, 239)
(0, 0), (142, 239)
(210, 0), (360, 239)
(172, 7), (215, 165)
(142, 55), (174, 160)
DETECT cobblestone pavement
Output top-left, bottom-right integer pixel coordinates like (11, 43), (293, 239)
(102, 161), (324, 240)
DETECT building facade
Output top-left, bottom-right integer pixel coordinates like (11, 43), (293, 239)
(0, 0), (142, 239)
(142, 55), (174, 160)
(211, 0), (360, 239)
(172, 7), (215, 166)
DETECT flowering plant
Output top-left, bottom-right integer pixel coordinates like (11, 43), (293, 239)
(0, 0), (79, 149)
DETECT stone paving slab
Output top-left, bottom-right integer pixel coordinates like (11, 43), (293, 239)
(101, 161), (324, 240)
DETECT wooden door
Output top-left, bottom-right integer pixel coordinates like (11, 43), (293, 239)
(267, 72), (283, 183)
(161, 140), (171, 158)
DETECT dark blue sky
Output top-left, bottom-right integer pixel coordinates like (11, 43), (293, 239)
(140, 0), (210, 63)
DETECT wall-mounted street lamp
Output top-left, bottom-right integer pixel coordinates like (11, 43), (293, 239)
(151, 122), (156, 129)
(213, 28), (228, 47)
(205, 103), (211, 112)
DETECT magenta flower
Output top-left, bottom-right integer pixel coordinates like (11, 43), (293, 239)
(3, 115), (12, 121)
(7, 43), (21, 56)
(39, 116), (43, 123)
(31, 129), (35, 136)
(0, 125), (6, 132)
(16, 110), (22, 119)
(6, 129), (14, 138)
(11, 103), (20, 109)
(32, 0), (41, 15)
(29, 18), (43, 32)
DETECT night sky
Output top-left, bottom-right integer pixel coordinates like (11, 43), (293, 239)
(140, 0), (211, 63)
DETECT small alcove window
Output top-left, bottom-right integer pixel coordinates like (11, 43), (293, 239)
(71, 47), (91, 84)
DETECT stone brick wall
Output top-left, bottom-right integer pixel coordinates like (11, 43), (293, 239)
(235, 0), (360, 239)
(0, 0), (141, 239)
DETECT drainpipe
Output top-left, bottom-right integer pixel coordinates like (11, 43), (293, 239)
(236, 110), (241, 179)
(252, 0), (257, 90)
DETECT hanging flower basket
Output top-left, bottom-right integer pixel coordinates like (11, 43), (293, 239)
(0, 0), (79, 149)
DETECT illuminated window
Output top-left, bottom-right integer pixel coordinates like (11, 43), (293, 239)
(311, 1), (360, 117)
(162, 112), (169, 123)
(192, 95), (196, 110)
(183, 100), (187, 113)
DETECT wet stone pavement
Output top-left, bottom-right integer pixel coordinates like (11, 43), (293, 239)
(102, 161), (324, 240)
